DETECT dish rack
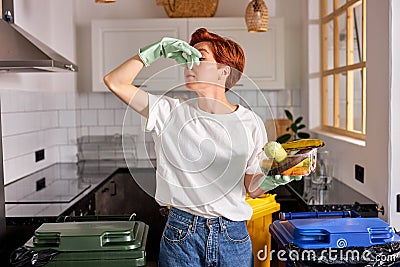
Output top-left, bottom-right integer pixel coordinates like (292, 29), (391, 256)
(77, 134), (138, 174)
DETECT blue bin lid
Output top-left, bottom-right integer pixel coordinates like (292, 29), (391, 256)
(270, 217), (400, 249)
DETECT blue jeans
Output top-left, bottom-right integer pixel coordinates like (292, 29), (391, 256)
(158, 207), (253, 267)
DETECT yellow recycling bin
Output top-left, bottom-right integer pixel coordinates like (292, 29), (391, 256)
(246, 194), (280, 267)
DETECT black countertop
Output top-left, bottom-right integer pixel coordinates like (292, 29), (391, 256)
(284, 176), (380, 216)
(288, 176), (375, 205)
(4, 160), (156, 217)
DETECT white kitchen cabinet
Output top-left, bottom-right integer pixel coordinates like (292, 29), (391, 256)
(91, 19), (186, 92)
(91, 17), (284, 92)
(188, 17), (285, 90)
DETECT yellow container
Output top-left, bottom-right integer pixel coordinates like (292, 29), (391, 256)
(246, 194), (280, 267)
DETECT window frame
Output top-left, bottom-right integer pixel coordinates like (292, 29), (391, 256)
(320, 0), (366, 140)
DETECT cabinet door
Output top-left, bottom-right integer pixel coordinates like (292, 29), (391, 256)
(92, 19), (187, 92)
(95, 176), (125, 215)
(188, 17), (285, 90)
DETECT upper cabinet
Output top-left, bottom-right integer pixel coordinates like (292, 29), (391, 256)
(92, 17), (284, 92)
(188, 17), (285, 90)
(92, 19), (186, 92)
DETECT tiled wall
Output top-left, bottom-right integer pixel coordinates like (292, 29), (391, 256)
(76, 89), (302, 162)
(1, 90), (77, 184)
(1, 89), (300, 184)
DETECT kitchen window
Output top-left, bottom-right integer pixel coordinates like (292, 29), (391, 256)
(320, 0), (366, 140)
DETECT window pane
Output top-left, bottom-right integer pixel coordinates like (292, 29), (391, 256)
(353, 3), (363, 64)
(339, 72), (347, 129)
(327, 0), (333, 15)
(336, 0), (346, 9)
(327, 20), (334, 70)
(327, 75), (334, 126)
(353, 69), (363, 131)
(338, 12), (347, 67)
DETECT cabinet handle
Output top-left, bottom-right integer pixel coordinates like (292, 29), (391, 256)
(111, 181), (117, 196)
(101, 187), (109, 193)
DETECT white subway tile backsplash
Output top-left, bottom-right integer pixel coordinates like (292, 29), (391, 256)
(81, 109), (98, 126)
(67, 128), (77, 144)
(4, 146), (59, 184)
(80, 126), (89, 136)
(89, 126), (106, 136)
(114, 109), (125, 126)
(59, 145), (77, 162)
(78, 93), (89, 109)
(98, 109), (115, 126)
(88, 93), (105, 109)
(75, 110), (82, 126)
(23, 91), (43, 112)
(40, 111), (59, 129)
(124, 109), (142, 126)
(44, 128), (68, 146)
(59, 110), (76, 127)
(105, 126), (122, 135)
(66, 92), (77, 110)
(3, 132), (41, 160)
(277, 90), (292, 106)
(105, 93), (125, 109)
(2, 112), (41, 137)
(259, 91), (277, 107)
(292, 89), (301, 106)
(1, 91), (25, 113)
(4, 156), (30, 184)
(34, 146), (60, 171)
(42, 93), (67, 110)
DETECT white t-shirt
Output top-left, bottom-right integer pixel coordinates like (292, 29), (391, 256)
(145, 93), (267, 221)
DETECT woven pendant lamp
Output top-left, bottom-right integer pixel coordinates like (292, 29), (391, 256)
(245, 0), (269, 32)
(95, 0), (116, 3)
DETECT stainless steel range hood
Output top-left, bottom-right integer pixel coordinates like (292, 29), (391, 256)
(0, 0), (78, 72)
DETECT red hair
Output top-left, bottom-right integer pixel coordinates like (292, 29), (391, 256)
(189, 28), (245, 91)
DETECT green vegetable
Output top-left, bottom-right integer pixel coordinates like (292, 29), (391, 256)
(263, 141), (287, 163)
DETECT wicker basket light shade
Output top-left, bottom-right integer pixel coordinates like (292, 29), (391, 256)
(156, 0), (218, 18)
(245, 0), (269, 32)
(95, 0), (116, 3)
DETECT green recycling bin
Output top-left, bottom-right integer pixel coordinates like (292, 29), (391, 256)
(23, 220), (148, 267)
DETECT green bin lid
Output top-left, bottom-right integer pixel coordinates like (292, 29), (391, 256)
(25, 221), (147, 252)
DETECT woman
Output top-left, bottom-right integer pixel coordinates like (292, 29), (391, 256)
(104, 28), (298, 267)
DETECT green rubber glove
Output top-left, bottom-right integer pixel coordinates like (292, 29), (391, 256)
(138, 37), (202, 69)
(259, 175), (302, 191)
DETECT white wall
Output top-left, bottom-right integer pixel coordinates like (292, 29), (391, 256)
(308, 0), (392, 222)
(389, 0), (400, 228)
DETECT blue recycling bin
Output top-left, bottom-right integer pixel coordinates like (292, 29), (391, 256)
(269, 211), (400, 266)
